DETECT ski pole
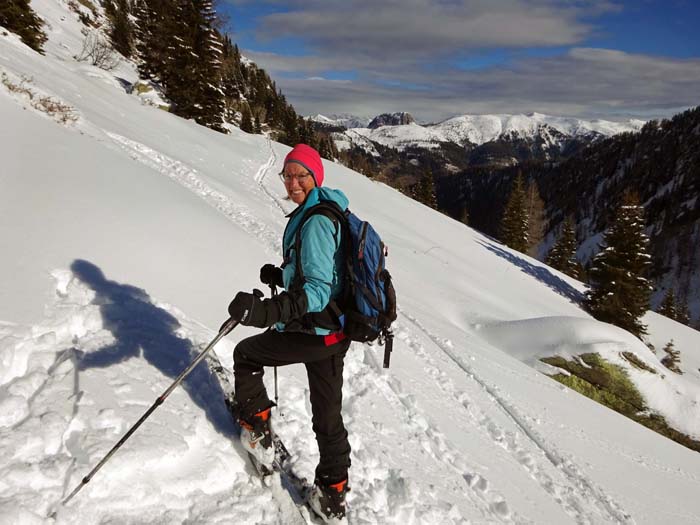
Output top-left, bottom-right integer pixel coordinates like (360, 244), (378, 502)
(61, 318), (239, 507)
(269, 284), (280, 411)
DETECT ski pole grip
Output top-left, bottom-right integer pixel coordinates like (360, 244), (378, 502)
(220, 317), (238, 336)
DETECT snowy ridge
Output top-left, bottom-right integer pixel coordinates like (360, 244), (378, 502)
(432, 113), (644, 145)
(311, 113), (372, 129)
(2, 1), (700, 523)
(321, 111), (644, 152)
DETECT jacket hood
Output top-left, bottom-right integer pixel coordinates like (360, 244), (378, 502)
(302, 187), (349, 211)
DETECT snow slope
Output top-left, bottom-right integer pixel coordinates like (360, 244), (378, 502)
(2, 3), (700, 524)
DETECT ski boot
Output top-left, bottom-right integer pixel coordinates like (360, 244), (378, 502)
(239, 407), (274, 475)
(308, 478), (349, 524)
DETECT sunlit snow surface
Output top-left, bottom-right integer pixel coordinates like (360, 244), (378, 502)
(2, 2), (700, 523)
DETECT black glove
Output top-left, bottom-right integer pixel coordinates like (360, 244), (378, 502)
(228, 289), (268, 327)
(260, 264), (284, 288)
(228, 289), (308, 328)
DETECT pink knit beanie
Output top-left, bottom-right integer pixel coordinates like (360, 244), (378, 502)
(284, 144), (324, 187)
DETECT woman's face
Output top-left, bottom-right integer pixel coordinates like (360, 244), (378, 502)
(282, 163), (316, 205)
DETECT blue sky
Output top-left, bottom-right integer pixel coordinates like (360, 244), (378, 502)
(221, 1), (700, 121)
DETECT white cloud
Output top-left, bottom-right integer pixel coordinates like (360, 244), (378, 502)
(229, 1), (698, 119)
(254, 0), (610, 61)
(254, 48), (700, 121)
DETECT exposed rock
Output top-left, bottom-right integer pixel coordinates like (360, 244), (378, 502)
(368, 112), (416, 129)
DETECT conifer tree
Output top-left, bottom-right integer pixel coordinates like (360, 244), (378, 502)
(280, 107), (299, 145)
(415, 170), (438, 208)
(546, 216), (582, 279)
(657, 289), (677, 320)
(676, 302), (690, 325)
(240, 104), (253, 133)
(170, 0), (225, 131)
(106, 0), (134, 58)
(194, 0), (226, 130)
(525, 179), (546, 258)
(140, 0), (225, 131)
(661, 340), (682, 374)
(219, 36), (243, 122)
(460, 205), (469, 226)
(318, 136), (333, 159)
(329, 135), (339, 158)
(499, 172), (529, 253)
(0, 0), (47, 53)
(585, 192), (653, 338)
(134, 0), (175, 83)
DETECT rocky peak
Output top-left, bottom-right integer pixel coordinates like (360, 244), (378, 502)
(368, 112), (416, 129)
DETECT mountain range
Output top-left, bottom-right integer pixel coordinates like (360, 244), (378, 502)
(438, 107), (700, 325)
(313, 108), (699, 328)
(313, 111), (644, 163)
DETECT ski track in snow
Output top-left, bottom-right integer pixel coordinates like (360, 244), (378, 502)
(5, 125), (632, 523)
(105, 132), (283, 256)
(351, 342), (520, 523)
(397, 308), (635, 525)
(254, 137), (287, 215)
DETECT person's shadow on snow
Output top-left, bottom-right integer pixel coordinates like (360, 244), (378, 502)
(72, 259), (235, 436)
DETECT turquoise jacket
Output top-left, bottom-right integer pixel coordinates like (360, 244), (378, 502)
(276, 187), (349, 335)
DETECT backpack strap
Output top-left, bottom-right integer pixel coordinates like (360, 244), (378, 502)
(292, 204), (344, 283)
(287, 202), (352, 332)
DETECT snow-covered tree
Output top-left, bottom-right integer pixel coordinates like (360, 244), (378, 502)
(134, 0), (174, 83)
(105, 0), (134, 58)
(165, 0), (225, 131)
(219, 37), (243, 123)
(135, 0), (225, 131)
(499, 172), (528, 253)
(661, 340), (682, 374)
(546, 216), (582, 279)
(585, 192), (653, 338)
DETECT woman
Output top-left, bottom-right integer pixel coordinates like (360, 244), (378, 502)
(227, 144), (351, 523)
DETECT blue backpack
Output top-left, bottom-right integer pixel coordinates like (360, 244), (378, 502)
(291, 202), (397, 367)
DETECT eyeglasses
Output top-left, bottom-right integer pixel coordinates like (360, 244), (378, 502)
(279, 171), (312, 183)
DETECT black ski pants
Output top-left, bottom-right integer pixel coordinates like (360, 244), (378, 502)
(233, 329), (351, 483)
